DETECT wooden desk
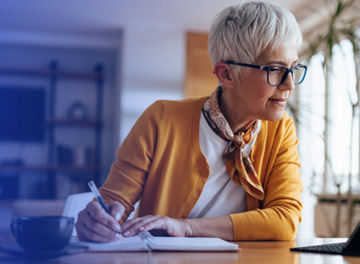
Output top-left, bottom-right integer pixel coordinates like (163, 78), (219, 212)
(1, 238), (359, 263)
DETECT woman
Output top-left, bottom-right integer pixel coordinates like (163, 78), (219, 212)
(76, 0), (307, 242)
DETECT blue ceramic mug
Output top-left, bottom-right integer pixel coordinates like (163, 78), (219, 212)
(11, 216), (74, 252)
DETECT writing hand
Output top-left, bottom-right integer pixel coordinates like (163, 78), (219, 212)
(75, 200), (125, 242)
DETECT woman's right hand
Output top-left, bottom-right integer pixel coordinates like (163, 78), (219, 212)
(75, 200), (125, 242)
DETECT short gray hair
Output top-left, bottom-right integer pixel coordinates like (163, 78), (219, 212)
(208, 1), (302, 69)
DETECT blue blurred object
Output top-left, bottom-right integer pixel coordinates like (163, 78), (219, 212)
(0, 173), (18, 198)
(0, 86), (45, 142)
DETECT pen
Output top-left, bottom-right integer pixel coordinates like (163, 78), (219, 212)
(88, 180), (111, 214)
(88, 180), (123, 236)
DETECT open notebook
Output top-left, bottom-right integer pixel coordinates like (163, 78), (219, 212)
(291, 222), (360, 256)
(71, 232), (239, 252)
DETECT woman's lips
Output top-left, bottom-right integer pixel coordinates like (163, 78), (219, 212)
(269, 98), (287, 107)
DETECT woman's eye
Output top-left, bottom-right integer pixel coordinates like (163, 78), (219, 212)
(269, 66), (281, 72)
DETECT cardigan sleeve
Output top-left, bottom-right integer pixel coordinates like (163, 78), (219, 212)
(99, 101), (164, 222)
(230, 117), (303, 240)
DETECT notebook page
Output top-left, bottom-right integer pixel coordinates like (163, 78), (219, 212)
(71, 235), (148, 251)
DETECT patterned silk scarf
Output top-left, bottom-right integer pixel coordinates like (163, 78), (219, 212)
(202, 87), (265, 201)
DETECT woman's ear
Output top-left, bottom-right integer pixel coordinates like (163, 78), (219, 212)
(213, 62), (235, 88)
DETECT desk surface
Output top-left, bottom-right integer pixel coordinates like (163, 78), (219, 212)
(1, 237), (359, 264)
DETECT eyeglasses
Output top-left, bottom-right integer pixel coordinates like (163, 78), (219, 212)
(223, 60), (308, 87)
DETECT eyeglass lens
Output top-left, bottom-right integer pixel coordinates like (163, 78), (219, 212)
(268, 66), (306, 86)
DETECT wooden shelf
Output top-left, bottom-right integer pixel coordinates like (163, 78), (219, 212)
(0, 67), (103, 80)
(0, 164), (100, 174)
(316, 193), (360, 203)
(0, 60), (104, 199)
(47, 118), (102, 127)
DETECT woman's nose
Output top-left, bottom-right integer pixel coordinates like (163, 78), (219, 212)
(279, 71), (295, 90)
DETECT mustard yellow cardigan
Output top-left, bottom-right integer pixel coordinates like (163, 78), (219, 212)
(100, 97), (303, 240)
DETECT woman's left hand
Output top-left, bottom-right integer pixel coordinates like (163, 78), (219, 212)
(121, 215), (191, 237)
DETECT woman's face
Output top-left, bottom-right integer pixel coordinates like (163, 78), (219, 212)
(229, 43), (299, 122)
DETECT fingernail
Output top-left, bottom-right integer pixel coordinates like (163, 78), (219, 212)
(112, 225), (120, 232)
(124, 231), (130, 236)
(140, 226), (144, 231)
(115, 212), (121, 221)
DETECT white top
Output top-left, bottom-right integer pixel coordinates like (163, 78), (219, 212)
(188, 113), (246, 219)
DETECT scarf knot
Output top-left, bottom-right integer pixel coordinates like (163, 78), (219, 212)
(233, 135), (244, 146)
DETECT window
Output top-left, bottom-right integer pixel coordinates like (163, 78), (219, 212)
(299, 39), (358, 194)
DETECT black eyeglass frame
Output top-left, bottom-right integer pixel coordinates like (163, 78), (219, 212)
(222, 60), (308, 87)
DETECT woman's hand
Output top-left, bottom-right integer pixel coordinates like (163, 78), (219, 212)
(75, 200), (125, 242)
(121, 215), (192, 237)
